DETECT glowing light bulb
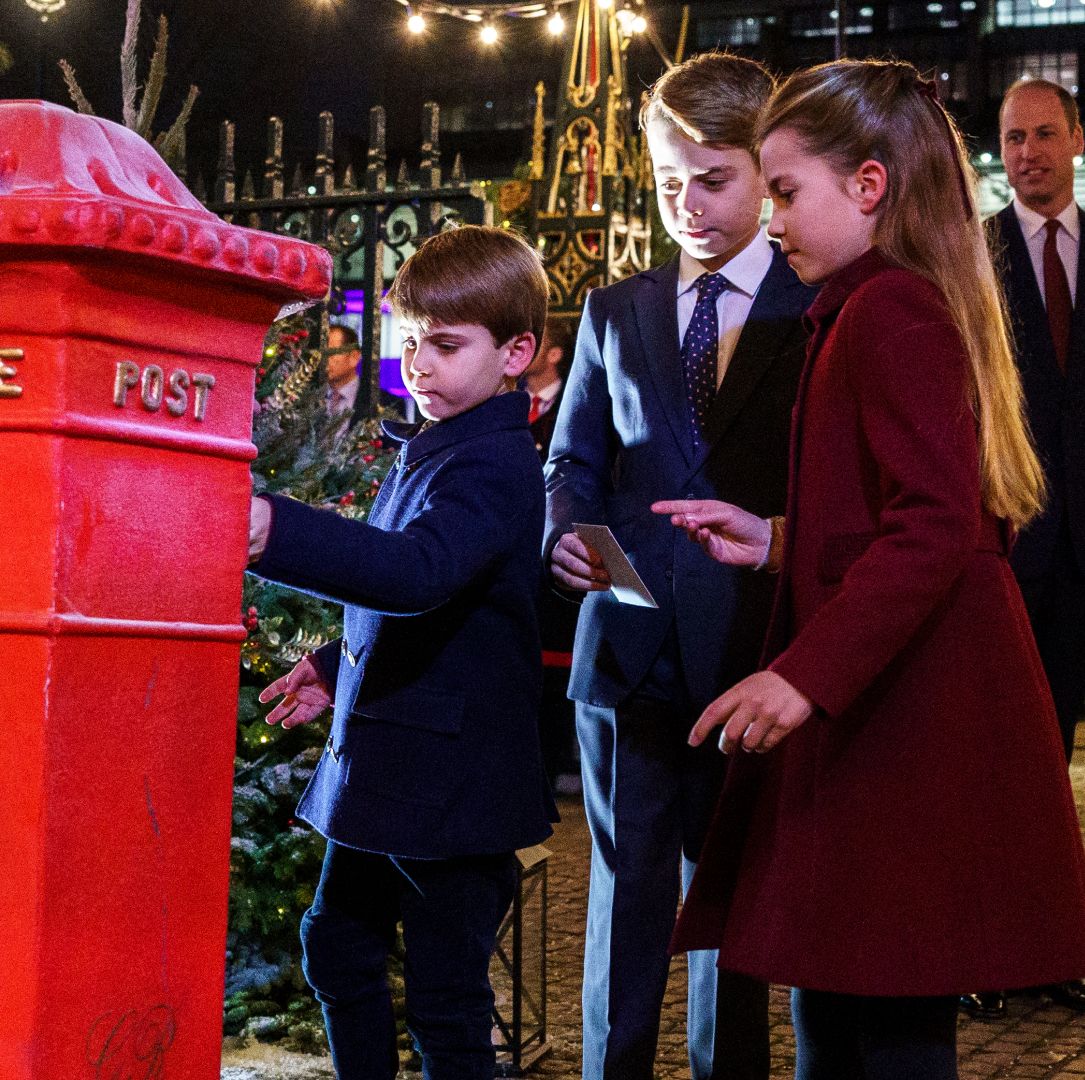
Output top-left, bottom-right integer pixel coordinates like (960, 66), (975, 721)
(1074, 155), (1083, 167)
(407, 12), (426, 32)
(631, 13), (647, 31)
(980, 151), (993, 164)
(480, 22), (499, 43)
(548, 9), (565, 33)
(598, 0), (614, 8)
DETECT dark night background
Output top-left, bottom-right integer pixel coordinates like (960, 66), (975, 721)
(0, 0), (680, 187)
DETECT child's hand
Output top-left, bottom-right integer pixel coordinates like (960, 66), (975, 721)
(249, 496), (272, 563)
(689, 671), (813, 754)
(550, 533), (611, 592)
(651, 499), (771, 567)
(259, 655), (332, 729)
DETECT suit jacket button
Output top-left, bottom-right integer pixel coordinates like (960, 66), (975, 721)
(665, 569), (674, 580)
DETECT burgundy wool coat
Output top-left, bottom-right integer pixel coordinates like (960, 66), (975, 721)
(671, 248), (1085, 995)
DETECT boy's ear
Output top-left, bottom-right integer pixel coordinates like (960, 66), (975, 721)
(849, 159), (888, 215)
(503, 332), (537, 379)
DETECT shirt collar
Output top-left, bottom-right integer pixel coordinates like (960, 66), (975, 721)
(1013, 195), (1081, 244)
(330, 376), (359, 405)
(677, 230), (775, 300)
(530, 377), (562, 404)
(382, 389), (531, 466)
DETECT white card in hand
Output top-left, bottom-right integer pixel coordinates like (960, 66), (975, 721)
(573, 523), (658, 609)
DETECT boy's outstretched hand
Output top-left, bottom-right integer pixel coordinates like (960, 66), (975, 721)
(259, 655), (332, 729)
(249, 496), (272, 563)
(550, 532), (612, 591)
(689, 671), (813, 754)
(651, 499), (771, 567)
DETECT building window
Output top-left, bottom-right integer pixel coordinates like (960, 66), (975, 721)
(995, 0), (1085, 26)
(990, 52), (1081, 95)
(790, 5), (873, 37)
(696, 15), (761, 47)
(888, 0), (964, 29)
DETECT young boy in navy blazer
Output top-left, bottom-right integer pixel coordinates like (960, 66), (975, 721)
(248, 225), (557, 1080)
(544, 53), (817, 1080)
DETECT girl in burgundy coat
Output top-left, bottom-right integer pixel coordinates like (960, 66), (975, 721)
(654, 60), (1085, 1079)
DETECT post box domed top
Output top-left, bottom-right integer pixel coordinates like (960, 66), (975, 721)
(0, 100), (331, 301)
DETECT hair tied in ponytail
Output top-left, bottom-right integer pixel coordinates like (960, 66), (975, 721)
(913, 76), (974, 220)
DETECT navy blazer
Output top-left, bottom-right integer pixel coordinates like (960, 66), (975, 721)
(990, 204), (1085, 577)
(544, 246), (818, 710)
(252, 391), (557, 860)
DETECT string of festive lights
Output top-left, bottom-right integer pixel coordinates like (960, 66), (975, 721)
(394, 0), (648, 43)
(24, 0), (67, 22)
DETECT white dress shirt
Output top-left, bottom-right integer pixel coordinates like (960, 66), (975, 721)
(677, 231), (775, 388)
(1013, 196), (1080, 307)
(326, 376), (360, 417)
(527, 376), (562, 419)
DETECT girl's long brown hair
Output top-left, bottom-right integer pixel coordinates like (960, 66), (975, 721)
(757, 59), (1044, 528)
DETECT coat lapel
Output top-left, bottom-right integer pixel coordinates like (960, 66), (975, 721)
(632, 256), (696, 466)
(699, 246), (806, 452)
(997, 204), (1064, 386)
(1070, 205), (1085, 381)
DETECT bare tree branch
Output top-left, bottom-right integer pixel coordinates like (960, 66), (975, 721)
(154, 85), (199, 169)
(58, 59), (96, 116)
(136, 15), (169, 140)
(120, 0), (141, 129)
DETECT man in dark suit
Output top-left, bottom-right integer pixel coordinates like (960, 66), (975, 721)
(545, 53), (817, 1080)
(524, 316), (575, 458)
(525, 317), (582, 791)
(967, 76), (1085, 1020)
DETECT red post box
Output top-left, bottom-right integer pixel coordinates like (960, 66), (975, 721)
(0, 100), (330, 1079)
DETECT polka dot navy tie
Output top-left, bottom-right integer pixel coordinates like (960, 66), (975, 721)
(681, 272), (727, 448)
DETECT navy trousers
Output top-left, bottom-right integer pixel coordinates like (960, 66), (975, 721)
(301, 841), (518, 1080)
(577, 690), (770, 1080)
(792, 989), (959, 1080)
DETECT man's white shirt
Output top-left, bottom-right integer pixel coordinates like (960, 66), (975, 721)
(677, 230), (774, 388)
(1013, 196), (1080, 308)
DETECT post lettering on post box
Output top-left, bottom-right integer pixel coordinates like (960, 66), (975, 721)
(113, 360), (216, 421)
(0, 347), (24, 399)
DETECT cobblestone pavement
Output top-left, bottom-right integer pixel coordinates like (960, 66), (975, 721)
(223, 761), (1085, 1079)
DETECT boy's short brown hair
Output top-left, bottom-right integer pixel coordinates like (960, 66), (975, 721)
(388, 225), (548, 350)
(639, 50), (775, 153)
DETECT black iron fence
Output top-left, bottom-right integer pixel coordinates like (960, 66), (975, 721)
(202, 104), (491, 415)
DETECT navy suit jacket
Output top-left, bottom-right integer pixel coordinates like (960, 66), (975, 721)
(544, 246), (818, 710)
(990, 204), (1085, 577)
(252, 392), (557, 860)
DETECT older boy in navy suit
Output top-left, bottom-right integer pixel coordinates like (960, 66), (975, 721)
(545, 53), (817, 1080)
(248, 226), (557, 1080)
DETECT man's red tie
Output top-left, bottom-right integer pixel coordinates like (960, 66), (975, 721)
(1044, 219), (1072, 373)
(528, 395), (543, 424)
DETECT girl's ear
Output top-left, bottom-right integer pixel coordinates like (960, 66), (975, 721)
(848, 159), (889, 216)
(503, 332), (538, 379)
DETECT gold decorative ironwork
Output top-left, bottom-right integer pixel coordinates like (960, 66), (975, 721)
(529, 83), (547, 181)
(0, 348), (25, 399)
(529, 0), (653, 316)
(674, 3), (690, 65)
(498, 181), (532, 217)
(602, 75), (621, 178)
(567, 0), (602, 109)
